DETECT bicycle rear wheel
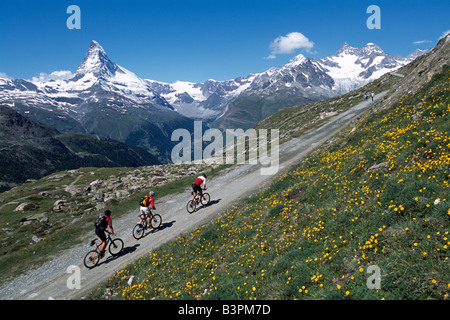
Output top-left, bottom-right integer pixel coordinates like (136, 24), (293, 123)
(84, 249), (100, 269)
(109, 238), (124, 256)
(186, 200), (196, 213)
(201, 193), (210, 205)
(150, 214), (162, 229)
(132, 223), (145, 239)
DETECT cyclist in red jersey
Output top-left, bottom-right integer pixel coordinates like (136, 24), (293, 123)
(192, 172), (207, 202)
(139, 191), (156, 228)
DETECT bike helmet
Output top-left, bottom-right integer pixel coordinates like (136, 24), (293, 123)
(104, 210), (111, 216)
(149, 191), (155, 196)
(202, 172), (207, 178)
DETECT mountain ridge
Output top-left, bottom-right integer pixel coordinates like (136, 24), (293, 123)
(0, 41), (192, 162)
(0, 40), (428, 154)
(0, 105), (161, 192)
(146, 41), (426, 128)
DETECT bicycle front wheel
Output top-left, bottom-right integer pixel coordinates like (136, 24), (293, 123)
(132, 223), (145, 240)
(150, 214), (162, 229)
(84, 249), (100, 269)
(201, 193), (210, 205)
(109, 238), (124, 256)
(187, 200), (196, 213)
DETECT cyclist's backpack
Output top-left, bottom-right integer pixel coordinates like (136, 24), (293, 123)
(140, 195), (149, 207)
(95, 214), (107, 229)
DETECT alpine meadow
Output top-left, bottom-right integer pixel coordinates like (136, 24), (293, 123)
(1, 2), (449, 303)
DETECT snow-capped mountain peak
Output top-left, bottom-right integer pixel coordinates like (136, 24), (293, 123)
(284, 53), (307, 68)
(75, 40), (117, 78)
(50, 40), (167, 101)
(314, 41), (419, 92)
(336, 42), (359, 55)
(0, 40), (174, 122)
(361, 42), (384, 54)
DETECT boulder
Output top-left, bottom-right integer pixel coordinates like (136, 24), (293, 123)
(367, 161), (389, 171)
(32, 235), (44, 243)
(65, 184), (88, 196)
(53, 200), (69, 212)
(14, 203), (38, 212)
(20, 213), (48, 226)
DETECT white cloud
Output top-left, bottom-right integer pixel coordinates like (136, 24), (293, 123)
(413, 40), (432, 45)
(265, 32), (314, 59)
(31, 70), (74, 82)
(0, 72), (12, 79)
(264, 54), (277, 60)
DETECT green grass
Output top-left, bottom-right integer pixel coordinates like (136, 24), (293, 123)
(87, 67), (450, 300)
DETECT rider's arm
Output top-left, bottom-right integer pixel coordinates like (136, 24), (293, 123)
(108, 219), (116, 236)
(150, 197), (156, 210)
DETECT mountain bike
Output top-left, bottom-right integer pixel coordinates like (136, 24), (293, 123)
(186, 189), (210, 213)
(83, 231), (124, 269)
(132, 211), (162, 239)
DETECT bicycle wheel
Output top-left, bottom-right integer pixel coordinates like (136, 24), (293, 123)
(186, 200), (196, 213)
(201, 193), (210, 205)
(150, 214), (162, 229)
(132, 223), (145, 239)
(84, 249), (100, 269)
(109, 238), (124, 256)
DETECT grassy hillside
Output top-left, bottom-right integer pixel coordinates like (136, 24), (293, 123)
(88, 67), (449, 300)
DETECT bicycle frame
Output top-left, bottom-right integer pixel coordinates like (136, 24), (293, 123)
(84, 230), (124, 268)
(192, 189), (205, 201)
(140, 210), (157, 223)
(187, 190), (210, 213)
(91, 231), (112, 253)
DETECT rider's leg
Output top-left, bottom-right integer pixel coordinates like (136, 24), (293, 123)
(95, 228), (107, 254)
(139, 207), (146, 224)
(99, 240), (106, 253)
(140, 207), (150, 227)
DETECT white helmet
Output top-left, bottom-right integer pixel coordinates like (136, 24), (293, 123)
(149, 191), (155, 196)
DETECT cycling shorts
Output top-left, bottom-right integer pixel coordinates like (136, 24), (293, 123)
(192, 183), (202, 193)
(95, 228), (107, 242)
(140, 206), (150, 216)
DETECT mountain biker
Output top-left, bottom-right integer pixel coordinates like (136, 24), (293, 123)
(191, 172), (207, 202)
(139, 191), (156, 228)
(95, 210), (115, 257)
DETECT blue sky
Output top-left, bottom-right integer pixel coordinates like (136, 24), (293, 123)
(0, 0), (448, 83)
